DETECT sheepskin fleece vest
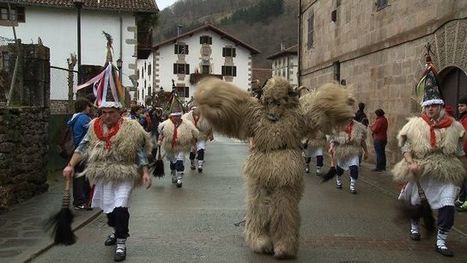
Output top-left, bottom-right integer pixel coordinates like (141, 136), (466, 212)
(159, 118), (199, 153)
(304, 130), (327, 149)
(333, 120), (367, 160)
(183, 111), (212, 140)
(85, 118), (151, 185)
(392, 116), (466, 184)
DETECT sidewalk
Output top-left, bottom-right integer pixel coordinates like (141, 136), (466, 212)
(1, 164), (466, 262)
(0, 173), (102, 263)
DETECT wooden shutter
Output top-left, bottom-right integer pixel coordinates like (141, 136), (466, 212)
(232, 48), (236, 57)
(185, 64), (190, 74)
(233, 66), (237, 76)
(173, 63), (177, 74)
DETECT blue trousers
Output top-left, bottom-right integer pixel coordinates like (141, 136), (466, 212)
(373, 140), (387, 170)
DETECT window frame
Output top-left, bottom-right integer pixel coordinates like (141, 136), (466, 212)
(173, 63), (190, 75)
(174, 43), (189, 55)
(222, 65), (237, 77)
(200, 35), (212, 45)
(222, 47), (236, 57)
(307, 13), (314, 49)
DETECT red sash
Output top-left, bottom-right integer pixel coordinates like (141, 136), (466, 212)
(94, 117), (122, 150)
(421, 113), (453, 148)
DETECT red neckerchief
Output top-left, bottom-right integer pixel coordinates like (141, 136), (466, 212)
(193, 114), (200, 128)
(94, 117), (122, 150)
(421, 112), (453, 148)
(170, 117), (181, 149)
(344, 121), (353, 140)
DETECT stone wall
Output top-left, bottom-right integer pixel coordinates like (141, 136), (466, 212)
(0, 43), (50, 210)
(0, 107), (49, 210)
(299, 0), (467, 164)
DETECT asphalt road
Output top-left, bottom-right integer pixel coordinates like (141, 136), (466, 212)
(32, 136), (466, 263)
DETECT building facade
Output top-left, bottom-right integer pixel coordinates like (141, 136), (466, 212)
(267, 44), (298, 87)
(136, 24), (260, 105)
(298, 0), (467, 163)
(0, 0), (157, 109)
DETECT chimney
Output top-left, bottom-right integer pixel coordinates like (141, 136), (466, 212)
(177, 25), (183, 36)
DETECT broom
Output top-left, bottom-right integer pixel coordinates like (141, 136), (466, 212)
(152, 145), (165, 178)
(45, 175), (76, 245)
(395, 182), (435, 236)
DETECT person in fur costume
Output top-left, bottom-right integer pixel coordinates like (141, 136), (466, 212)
(183, 106), (213, 173)
(194, 76), (355, 259)
(158, 107), (199, 187)
(63, 101), (152, 262)
(392, 82), (467, 256)
(299, 87), (327, 175)
(329, 118), (368, 194)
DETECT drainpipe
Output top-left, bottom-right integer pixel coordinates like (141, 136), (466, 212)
(297, 0), (302, 86)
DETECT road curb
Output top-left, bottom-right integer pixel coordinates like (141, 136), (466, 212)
(18, 209), (102, 263)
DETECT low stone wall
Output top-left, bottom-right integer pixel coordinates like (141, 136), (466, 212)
(0, 106), (49, 210)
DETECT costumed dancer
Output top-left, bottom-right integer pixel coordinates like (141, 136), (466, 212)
(64, 76), (152, 262)
(194, 77), (355, 259)
(299, 86), (326, 175)
(184, 106), (213, 173)
(158, 103), (199, 187)
(330, 118), (368, 194)
(392, 51), (467, 257)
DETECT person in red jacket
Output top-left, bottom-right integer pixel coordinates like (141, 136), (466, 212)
(456, 98), (467, 211)
(370, 108), (388, 171)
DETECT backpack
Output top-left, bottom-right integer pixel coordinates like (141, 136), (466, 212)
(57, 125), (75, 159)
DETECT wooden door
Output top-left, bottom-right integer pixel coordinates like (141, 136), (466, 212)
(439, 67), (467, 117)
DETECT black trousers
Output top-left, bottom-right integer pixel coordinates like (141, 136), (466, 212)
(438, 206), (455, 231)
(72, 161), (91, 206)
(107, 207), (130, 239)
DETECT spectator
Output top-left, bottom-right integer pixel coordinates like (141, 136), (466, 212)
(370, 109), (388, 172)
(354, 102), (369, 127)
(67, 98), (93, 210)
(456, 97), (467, 212)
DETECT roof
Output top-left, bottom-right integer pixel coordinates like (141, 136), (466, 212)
(153, 24), (260, 55)
(5, 0), (158, 13)
(266, 44), (298, 60)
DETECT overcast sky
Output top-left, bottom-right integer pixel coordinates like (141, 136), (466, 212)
(157, 0), (178, 10)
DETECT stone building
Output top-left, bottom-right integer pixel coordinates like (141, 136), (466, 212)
(298, 0), (467, 163)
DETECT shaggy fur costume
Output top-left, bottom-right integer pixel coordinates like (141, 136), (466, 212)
(183, 110), (212, 141)
(300, 93), (327, 149)
(195, 77), (354, 259)
(392, 116), (466, 185)
(84, 118), (152, 185)
(332, 120), (367, 161)
(158, 118), (199, 154)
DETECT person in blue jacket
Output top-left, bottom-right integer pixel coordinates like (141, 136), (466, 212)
(67, 98), (93, 209)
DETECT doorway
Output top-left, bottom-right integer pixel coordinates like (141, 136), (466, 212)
(439, 66), (467, 117)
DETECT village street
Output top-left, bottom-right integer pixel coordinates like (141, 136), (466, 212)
(24, 136), (467, 263)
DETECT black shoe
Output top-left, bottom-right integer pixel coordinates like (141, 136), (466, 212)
(114, 247), (127, 261)
(74, 204), (86, 210)
(105, 234), (116, 246)
(198, 167), (203, 173)
(176, 179), (183, 188)
(350, 189), (357, 194)
(435, 245), (454, 257)
(371, 168), (383, 172)
(409, 232), (421, 241)
(336, 184), (342, 189)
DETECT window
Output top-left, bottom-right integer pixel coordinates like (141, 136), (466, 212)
(201, 65), (210, 74)
(173, 63), (190, 74)
(200, 35), (212, 45)
(307, 14), (314, 49)
(375, 0), (388, 10)
(0, 6), (25, 22)
(148, 64), (151, 76)
(222, 66), (237, 77)
(222, 47), (236, 57)
(174, 43), (189, 54)
(148, 86), (152, 97)
(175, 86), (189, 98)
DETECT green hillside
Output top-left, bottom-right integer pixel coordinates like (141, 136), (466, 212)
(154, 0), (298, 67)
